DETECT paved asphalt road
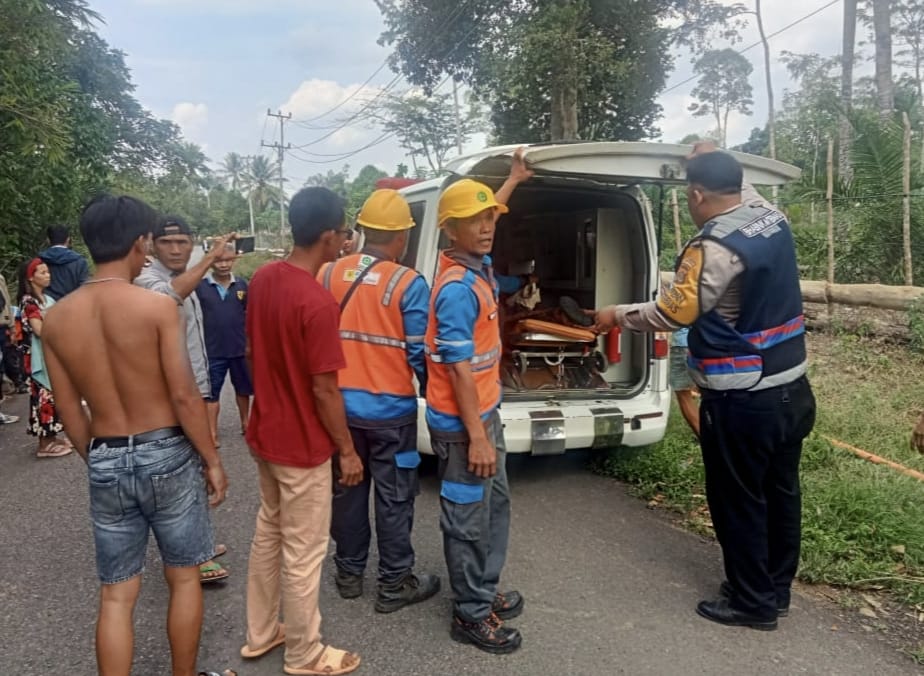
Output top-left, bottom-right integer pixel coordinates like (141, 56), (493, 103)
(0, 388), (919, 676)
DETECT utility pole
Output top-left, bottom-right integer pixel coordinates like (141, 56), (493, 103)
(263, 109), (291, 236)
(242, 154), (256, 236)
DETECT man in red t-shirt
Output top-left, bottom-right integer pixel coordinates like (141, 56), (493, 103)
(241, 187), (362, 676)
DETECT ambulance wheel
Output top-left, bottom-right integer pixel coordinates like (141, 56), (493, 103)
(593, 351), (607, 373)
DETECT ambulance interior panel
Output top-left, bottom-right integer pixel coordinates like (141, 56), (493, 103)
(491, 185), (651, 401)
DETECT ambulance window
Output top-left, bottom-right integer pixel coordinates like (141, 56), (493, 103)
(402, 200), (426, 269)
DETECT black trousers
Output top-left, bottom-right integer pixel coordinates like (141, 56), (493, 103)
(699, 375), (816, 617)
(0, 330), (24, 387)
(331, 419), (420, 583)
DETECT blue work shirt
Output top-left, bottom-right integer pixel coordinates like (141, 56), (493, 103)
(196, 272), (248, 359)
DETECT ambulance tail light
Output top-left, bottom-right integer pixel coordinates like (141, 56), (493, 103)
(653, 332), (670, 359)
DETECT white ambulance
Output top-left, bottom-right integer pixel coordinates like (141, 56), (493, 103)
(395, 142), (800, 455)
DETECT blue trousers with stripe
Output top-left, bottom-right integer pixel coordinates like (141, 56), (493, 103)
(331, 418), (420, 583)
(431, 409), (511, 622)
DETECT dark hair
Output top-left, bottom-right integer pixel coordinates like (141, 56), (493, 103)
(361, 227), (401, 246)
(686, 152), (743, 195)
(46, 224), (70, 246)
(288, 187), (345, 247)
(79, 194), (160, 264)
(17, 259), (41, 304)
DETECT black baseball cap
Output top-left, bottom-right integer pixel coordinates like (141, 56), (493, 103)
(153, 215), (193, 239)
(685, 151), (743, 195)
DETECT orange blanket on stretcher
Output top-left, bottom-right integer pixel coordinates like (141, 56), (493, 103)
(512, 319), (597, 344)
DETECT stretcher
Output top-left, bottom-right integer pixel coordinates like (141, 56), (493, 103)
(505, 316), (607, 390)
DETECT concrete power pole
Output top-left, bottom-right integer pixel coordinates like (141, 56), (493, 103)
(263, 109), (291, 236)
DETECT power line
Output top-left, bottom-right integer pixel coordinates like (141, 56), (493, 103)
(288, 0), (485, 150)
(290, 0), (477, 134)
(262, 109), (292, 234)
(661, 0), (842, 96)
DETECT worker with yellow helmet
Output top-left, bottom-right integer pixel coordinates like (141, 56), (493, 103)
(318, 188), (440, 613)
(424, 148), (533, 654)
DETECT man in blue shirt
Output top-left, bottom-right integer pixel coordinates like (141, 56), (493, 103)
(196, 243), (252, 447)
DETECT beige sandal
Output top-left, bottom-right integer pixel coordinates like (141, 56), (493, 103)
(36, 441), (73, 458)
(284, 645), (361, 675)
(240, 623), (285, 659)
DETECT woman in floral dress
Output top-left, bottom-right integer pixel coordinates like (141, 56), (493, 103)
(18, 258), (71, 458)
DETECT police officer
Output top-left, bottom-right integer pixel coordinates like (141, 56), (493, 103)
(318, 189), (440, 613)
(425, 149), (532, 654)
(593, 144), (816, 631)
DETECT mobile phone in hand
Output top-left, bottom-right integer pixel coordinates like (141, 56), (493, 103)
(235, 236), (255, 254)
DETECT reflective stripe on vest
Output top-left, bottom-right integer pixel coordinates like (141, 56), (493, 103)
(741, 315), (805, 350)
(318, 255), (418, 399)
(425, 255), (502, 419)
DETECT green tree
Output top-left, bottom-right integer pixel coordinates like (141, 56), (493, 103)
(220, 152), (248, 192)
(371, 91), (481, 173)
(243, 156), (282, 212)
(375, 0), (744, 143)
(688, 48), (754, 147)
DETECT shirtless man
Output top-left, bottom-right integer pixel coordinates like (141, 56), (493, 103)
(42, 195), (228, 676)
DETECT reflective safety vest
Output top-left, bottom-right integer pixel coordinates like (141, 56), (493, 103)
(687, 203), (807, 391)
(425, 253), (502, 423)
(319, 253), (420, 402)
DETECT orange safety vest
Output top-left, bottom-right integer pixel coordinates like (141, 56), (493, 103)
(319, 254), (419, 399)
(425, 252), (502, 420)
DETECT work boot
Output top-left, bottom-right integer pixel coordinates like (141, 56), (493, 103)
(374, 571), (441, 613)
(491, 590), (524, 620)
(450, 613), (522, 654)
(335, 567), (363, 600)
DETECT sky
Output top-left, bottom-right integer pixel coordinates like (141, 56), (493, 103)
(90, 0), (851, 187)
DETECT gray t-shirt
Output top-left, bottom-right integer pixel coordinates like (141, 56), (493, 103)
(135, 258), (210, 398)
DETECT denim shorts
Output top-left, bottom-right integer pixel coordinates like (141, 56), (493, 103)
(87, 432), (215, 584)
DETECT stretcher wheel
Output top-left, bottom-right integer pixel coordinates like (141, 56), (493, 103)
(585, 351), (607, 373)
(515, 352), (528, 375)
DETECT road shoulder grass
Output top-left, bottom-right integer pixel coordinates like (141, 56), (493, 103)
(593, 331), (924, 613)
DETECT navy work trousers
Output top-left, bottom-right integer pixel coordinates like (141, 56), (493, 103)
(331, 418), (420, 583)
(431, 410), (511, 623)
(699, 375), (816, 617)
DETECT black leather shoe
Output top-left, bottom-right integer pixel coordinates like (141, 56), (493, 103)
(335, 568), (363, 600)
(492, 590), (524, 620)
(450, 614), (522, 654)
(696, 598), (778, 631)
(719, 580), (790, 617)
(374, 572), (440, 613)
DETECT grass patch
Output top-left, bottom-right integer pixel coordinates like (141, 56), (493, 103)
(233, 250), (278, 280)
(594, 331), (924, 606)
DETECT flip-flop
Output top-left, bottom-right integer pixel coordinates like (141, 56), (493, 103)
(198, 671), (236, 676)
(240, 623), (286, 659)
(199, 560), (229, 583)
(284, 645), (361, 675)
(36, 442), (73, 458)
(214, 543), (227, 558)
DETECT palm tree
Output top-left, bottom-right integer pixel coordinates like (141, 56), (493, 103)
(871, 0), (894, 119)
(840, 0), (857, 179)
(220, 152), (247, 192)
(242, 155), (281, 213)
(171, 141), (210, 189)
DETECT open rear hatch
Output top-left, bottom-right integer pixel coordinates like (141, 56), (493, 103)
(448, 142), (801, 402)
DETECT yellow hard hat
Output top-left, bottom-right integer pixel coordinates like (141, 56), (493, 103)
(438, 179), (509, 227)
(356, 189), (416, 231)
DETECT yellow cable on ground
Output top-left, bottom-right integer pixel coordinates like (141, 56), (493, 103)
(822, 435), (924, 483)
